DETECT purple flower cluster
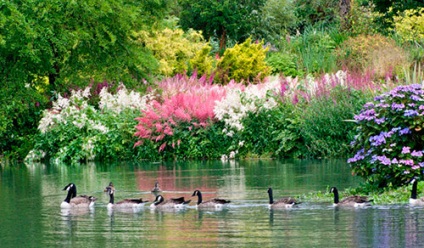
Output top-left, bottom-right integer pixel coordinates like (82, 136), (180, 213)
(347, 148), (365, 163)
(354, 108), (376, 121)
(348, 83), (424, 185)
(391, 103), (405, 111)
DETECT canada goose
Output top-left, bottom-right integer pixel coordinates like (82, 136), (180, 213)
(409, 178), (424, 206)
(329, 187), (372, 207)
(105, 182), (148, 209)
(61, 183), (96, 208)
(152, 181), (162, 193)
(192, 190), (230, 209)
(267, 188), (299, 208)
(150, 195), (191, 209)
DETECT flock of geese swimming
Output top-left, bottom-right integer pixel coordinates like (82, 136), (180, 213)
(60, 178), (424, 210)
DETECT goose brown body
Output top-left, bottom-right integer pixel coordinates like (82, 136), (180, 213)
(267, 188), (299, 208)
(150, 195), (191, 209)
(330, 187), (372, 207)
(105, 182), (148, 209)
(409, 178), (424, 206)
(61, 183), (96, 208)
(192, 190), (230, 209)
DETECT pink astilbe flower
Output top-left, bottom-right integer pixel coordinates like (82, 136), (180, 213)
(134, 74), (228, 152)
(278, 70), (388, 104)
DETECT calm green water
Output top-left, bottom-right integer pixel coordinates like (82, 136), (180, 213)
(0, 159), (422, 247)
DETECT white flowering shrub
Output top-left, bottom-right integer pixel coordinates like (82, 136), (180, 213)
(27, 85), (152, 163)
(213, 78), (282, 158)
(214, 78), (280, 136)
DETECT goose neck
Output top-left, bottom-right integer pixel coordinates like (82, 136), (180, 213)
(333, 189), (339, 204)
(411, 180), (418, 199)
(196, 191), (203, 205)
(268, 189), (274, 204)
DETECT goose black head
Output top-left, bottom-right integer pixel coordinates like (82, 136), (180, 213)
(330, 187), (338, 194)
(63, 183), (77, 198)
(192, 190), (200, 197)
(63, 183), (75, 191)
(105, 185), (114, 195)
(410, 177), (420, 184)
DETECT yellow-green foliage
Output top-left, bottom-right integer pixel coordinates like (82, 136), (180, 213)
(336, 34), (408, 78)
(215, 38), (271, 84)
(189, 44), (214, 76)
(393, 8), (424, 42)
(136, 28), (210, 76)
(347, 1), (382, 35)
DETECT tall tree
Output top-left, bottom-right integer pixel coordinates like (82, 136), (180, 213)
(0, 0), (170, 91)
(0, 0), (170, 159)
(178, 0), (266, 51)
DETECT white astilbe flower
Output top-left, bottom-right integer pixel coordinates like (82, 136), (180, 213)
(82, 137), (96, 160)
(89, 120), (109, 134)
(214, 79), (280, 136)
(38, 88), (94, 133)
(99, 84), (152, 113)
(38, 110), (57, 133)
(53, 94), (70, 111)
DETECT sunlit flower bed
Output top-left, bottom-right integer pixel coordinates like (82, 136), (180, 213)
(28, 70), (384, 163)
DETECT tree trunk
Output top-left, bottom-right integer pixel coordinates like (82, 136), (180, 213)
(219, 29), (227, 52)
(339, 0), (351, 31)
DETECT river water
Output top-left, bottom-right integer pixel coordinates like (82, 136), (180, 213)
(0, 159), (423, 247)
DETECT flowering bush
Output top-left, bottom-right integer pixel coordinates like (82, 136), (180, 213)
(134, 74), (228, 159)
(214, 78), (280, 137)
(27, 85), (151, 163)
(348, 84), (424, 188)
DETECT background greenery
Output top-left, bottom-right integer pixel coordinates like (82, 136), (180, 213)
(2, 0), (424, 179)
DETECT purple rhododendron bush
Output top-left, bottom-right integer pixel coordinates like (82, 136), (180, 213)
(349, 84), (424, 188)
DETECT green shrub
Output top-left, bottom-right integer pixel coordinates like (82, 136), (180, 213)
(157, 121), (231, 161)
(266, 52), (302, 77)
(189, 44), (214, 76)
(393, 8), (424, 43)
(215, 38), (271, 84)
(299, 86), (370, 158)
(0, 84), (47, 160)
(289, 27), (339, 75)
(237, 99), (304, 158)
(136, 28), (209, 76)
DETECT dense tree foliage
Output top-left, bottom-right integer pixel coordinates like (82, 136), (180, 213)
(370, 0), (424, 30)
(293, 0), (340, 31)
(0, 0), (170, 158)
(178, 0), (266, 51)
(256, 0), (297, 42)
(0, 0), (170, 90)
